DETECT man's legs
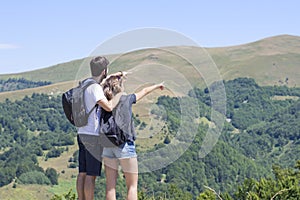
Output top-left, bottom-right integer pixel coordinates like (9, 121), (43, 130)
(84, 175), (97, 200)
(77, 172), (86, 200)
(76, 173), (97, 200)
(77, 135), (87, 200)
(77, 134), (103, 200)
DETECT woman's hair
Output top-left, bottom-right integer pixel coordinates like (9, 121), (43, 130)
(102, 75), (123, 100)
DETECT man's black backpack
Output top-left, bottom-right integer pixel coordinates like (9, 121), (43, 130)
(62, 79), (98, 127)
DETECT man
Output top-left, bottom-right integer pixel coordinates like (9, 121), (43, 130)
(76, 56), (123, 200)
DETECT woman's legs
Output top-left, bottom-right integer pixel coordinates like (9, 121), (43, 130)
(120, 157), (138, 200)
(103, 157), (119, 200)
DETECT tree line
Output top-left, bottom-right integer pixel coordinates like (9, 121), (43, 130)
(0, 78), (51, 92)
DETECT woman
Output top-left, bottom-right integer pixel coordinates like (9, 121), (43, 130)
(101, 75), (164, 200)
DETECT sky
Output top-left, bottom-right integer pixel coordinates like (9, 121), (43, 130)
(0, 0), (299, 74)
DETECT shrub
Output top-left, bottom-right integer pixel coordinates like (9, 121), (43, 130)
(19, 171), (51, 185)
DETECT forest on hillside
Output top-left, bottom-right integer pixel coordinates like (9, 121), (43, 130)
(0, 77), (299, 199)
(0, 78), (51, 92)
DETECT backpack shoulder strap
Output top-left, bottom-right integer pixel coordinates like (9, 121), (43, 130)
(81, 78), (99, 115)
(81, 78), (98, 90)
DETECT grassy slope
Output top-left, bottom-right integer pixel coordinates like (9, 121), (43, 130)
(0, 142), (78, 200)
(207, 34), (300, 86)
(0, 35), (300, 102)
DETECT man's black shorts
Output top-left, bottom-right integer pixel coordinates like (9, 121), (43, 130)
(77, 134), (103, 176)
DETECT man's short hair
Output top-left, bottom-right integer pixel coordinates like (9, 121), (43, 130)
(90, 56), (109, 76)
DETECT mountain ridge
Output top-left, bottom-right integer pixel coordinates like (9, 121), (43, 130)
(0, 34), (299, 102)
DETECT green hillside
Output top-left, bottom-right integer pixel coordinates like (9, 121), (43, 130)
(0, 55), (119, 84)
(1, 35), (299, 83)
(208, 34), (300, 87)
(0, 77), (299, 199)
(0, 35), (300, 83)
(0, 34), (299, 103)
(0, 35), (299, 199)
(0, 35), (300, 101)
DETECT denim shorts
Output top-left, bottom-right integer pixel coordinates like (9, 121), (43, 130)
(102, 141), (137, 159)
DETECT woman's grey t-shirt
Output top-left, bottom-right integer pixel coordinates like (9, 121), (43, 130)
(114, 94), (137, 142)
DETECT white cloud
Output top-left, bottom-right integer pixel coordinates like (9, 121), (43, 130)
(0, 44), (21, 49)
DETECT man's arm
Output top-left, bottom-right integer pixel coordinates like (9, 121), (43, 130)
(100, 71), (131, 86)
(135, 82), (164, 102)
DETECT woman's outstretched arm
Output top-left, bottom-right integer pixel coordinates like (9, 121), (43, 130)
(135, 82), (164, 102)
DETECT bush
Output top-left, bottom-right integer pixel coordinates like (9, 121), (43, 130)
(46, 147), (63, 158)
(45, 168), (59, 185)
(19, 171), (51, 185)
(68, 163), (77, 168)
